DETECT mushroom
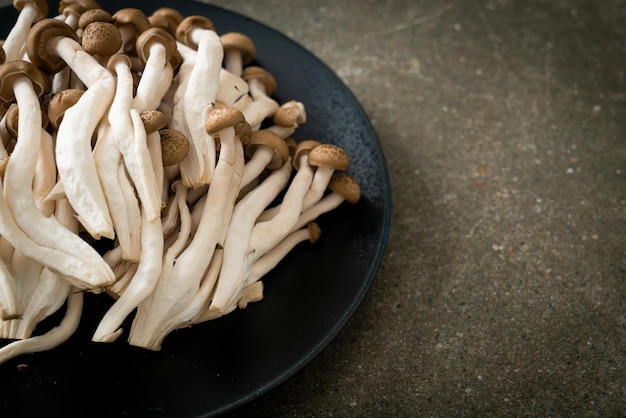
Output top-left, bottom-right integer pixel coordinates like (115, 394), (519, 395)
(0, 285), (83, 365)
(133, 27), (177, 112)
(240, 129), (289, 189)
(26, 18), (116, 239)
(240, 65), (280, 130)
(80, 21), (122, 62)
(220, 32), (255, 76)
(13, 197), (75, 339)
(148, 7), (184, 37)
(92, 119), (141, 262)
(140, 110), (168, 203)
(106, 53), (161, 222)
(112, 8), (150, 54)
(128, 180), (191, 350)
(291, 173), (361, 232)
(92, 139), (165, 342)
(301, 143), (350, 211)
(2, 0), (49, 62)
(247, 222), (321, 287)
(209, 157), (293, 313)
(128, 107), (245, 350)
(0, 60), (114, 290)
(174, 15), (223, 187)
(267, 100), (307, 139)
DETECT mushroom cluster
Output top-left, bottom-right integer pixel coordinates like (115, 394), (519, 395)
(0, 2), (360, 360)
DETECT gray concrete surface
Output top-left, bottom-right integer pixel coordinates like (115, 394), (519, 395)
(202, 1), (625, 416)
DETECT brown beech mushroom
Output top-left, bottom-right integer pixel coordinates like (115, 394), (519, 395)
(80, 21), (122, 59)
(112, 8), (150, 53)
(106, 53), (161, 223)
(0, 60), (114, 289)
(148, 7), (184, 37)
(160, 128), (190, 167)
(241, 129), (289, 189)
(246, 222), (321, 289)
(302, 143), (350, 210)
(27, 18), (116, 239)
(133, 27), (177, 112)
(268, 100), (307, 139)
(220, 32), (255, 76)
(240, 65), (279, 129)
(173, 15), (223, 187)
(129, 107), (245, 350)
(292, 173), (361, 232)
(2, 0), (49, 62)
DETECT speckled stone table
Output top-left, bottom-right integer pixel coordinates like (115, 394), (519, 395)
(1, 0), (622, 416)
(201, 1), (625, 416)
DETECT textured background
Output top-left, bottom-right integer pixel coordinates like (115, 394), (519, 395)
(1, 0), (624, 416)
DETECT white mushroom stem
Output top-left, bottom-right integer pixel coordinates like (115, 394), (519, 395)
(177, 29), (223, 187)
(130, 125), (243, 349)
(128, 181), (191, 349)
(33, 128), (56, 217)
(2, 3), (45, 62)
(248, 153), (314, 262)
(0, 258), (20, 320)
(15, 198), (75, 339)
(0, 287), (83, 366)
(246, 224), (318, 287)
(92, 202), (164, 343)
(291, 192), (349, 232)
(179, 248), (223, 327)
(240, 147), (278, 190)
(108, 58), (161, 222)
(241, 97), (279, 131)
(209, 159), (292, 313)
(3, 76), (114, 289)
(93, 126), (141, 262)
(51, 38), (116, 238)
(217, 69), (249, 106)
(133, 42), (174, 112)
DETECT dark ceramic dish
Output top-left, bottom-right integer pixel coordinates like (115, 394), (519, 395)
(0, 1), (391, 416)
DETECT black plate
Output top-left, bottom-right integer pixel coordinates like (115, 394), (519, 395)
(0, 1), (391, 416)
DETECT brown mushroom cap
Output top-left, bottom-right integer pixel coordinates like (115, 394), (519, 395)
(220, 32), (256, 65)
(328, 173), (361, 204)
(307, 222), (321, 244)
(0, 48), (5, 66)
(106, 53), (132, 74)
(149, 7), (184, 36)
(135, 27), (177, 64)
(233, 121), (252, 146)
(273, 100), (306, 127)
(175, 15), (215, 49)
(113, 8), (151, 35)
(242, 66), (277, 96)
(78, 8), (113, 29)
(81, 22), (122, 56)
(13, 0), (48, 17)
(58, 0), (100, 14)
(26, 18), (79, 74)
(47, 88), (84, 129)
(140, 110), (167, 135)
(0, 60), (48, 103)
(292, 139), (321, 170)
(160, 128), (190, 167)
(204, 106), (245, 136)
(308, 144), (350, 171)
(246, 129), (290, 170)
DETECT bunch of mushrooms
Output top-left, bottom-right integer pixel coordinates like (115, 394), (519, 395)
(0, 1), (361, 361)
